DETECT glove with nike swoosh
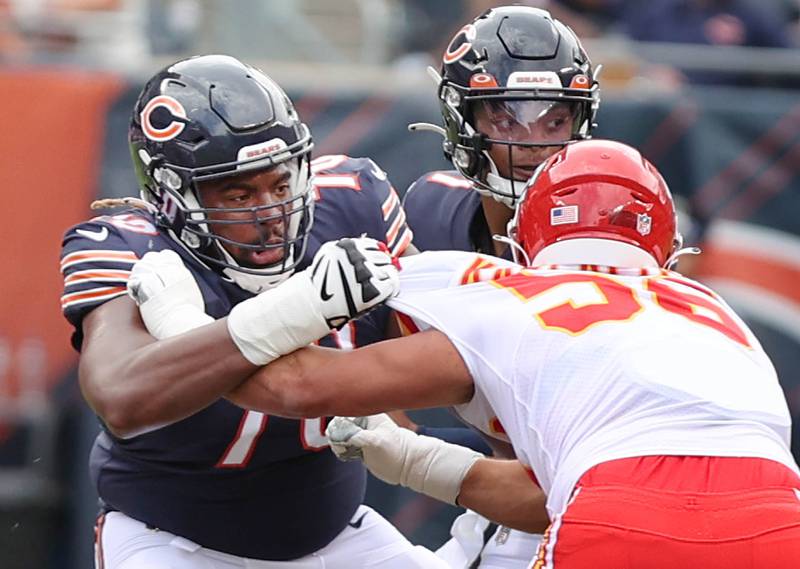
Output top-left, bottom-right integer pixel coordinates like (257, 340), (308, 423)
(226, 237), (399, 366)
(127, 250), (214, 339)
(326, 414), (483, 505)
(309, 237), (400, 330)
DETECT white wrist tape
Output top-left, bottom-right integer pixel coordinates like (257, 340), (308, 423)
(398, 433), (483, 505)
(226, 270), (330, 365)
(328, 414), (483, 506)
(143, 300), (214, 340)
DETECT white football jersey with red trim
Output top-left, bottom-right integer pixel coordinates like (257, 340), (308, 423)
(390, 251), (797, 517)
(394, 252), (519, 445)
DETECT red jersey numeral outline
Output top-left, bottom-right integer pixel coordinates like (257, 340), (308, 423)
(646, 276), (750, 348)
(491, 272), (643, 336)
(490, 271), (751, 348)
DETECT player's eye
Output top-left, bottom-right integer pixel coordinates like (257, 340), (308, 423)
(222, 190), (251, 205)
(273, 184), (290, 199)
(544, 112), (571, 133)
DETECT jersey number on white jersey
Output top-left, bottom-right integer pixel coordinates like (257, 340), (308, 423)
(488, 271), (751, 348)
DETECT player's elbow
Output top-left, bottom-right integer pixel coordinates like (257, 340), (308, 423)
(79, 362), (159, 439)
(271, 373), (331, 418)
(92, 395), (165, 439)
(268, 351), (337, 418)
(82, 388), (147, 439)
(508, 502), (551, 534)
(82, 386), (140, 438)
(99, 407), (146, 439)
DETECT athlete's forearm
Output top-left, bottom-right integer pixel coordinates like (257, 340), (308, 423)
(228, 331), (474, 418)
(415, 425), (493, 455)
(225, 350), (312, 417)
(457, 458), (550, 534)
(226, 346), (367, 418)
(80, 296), (257, 438)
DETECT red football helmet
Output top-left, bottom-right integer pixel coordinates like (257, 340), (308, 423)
(510, 140), (679, 267)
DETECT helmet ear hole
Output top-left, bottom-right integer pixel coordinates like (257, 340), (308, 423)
(454, 146), (479, 178)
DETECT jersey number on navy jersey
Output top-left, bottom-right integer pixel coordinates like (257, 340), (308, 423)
(215, 325), (357, 468)
(216, 414), (328, 468)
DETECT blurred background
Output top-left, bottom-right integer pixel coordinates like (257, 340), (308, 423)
(1, 0), (799, 567)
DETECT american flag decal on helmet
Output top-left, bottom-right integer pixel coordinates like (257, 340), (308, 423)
(551, 205), (578, 225)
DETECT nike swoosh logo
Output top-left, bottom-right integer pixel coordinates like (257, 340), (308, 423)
(76, 227), (109, 242)
(348, 511), (368, 529)
(339, 263), (357, 316)
(320, 269), (334, 301)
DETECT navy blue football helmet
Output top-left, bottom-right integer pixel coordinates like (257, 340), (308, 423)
(129, 54), (314, 291)
(433, 7), (599, 207)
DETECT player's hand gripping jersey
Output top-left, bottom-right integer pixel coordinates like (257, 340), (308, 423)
(60, 156), (411, 560)
(389, 251), (797, 518)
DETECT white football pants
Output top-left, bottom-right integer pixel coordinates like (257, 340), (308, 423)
(435, 511), (543, 569)
(96, 506), (455, 569)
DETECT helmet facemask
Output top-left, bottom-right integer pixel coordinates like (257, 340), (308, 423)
(138, 125), (315, 293)
(129, 55), (316, 293)
(432, 6), (600, 208)
(441, 79), (597, 209)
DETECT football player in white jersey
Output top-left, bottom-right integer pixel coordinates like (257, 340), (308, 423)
(400, 7), (600, 563)
(220, 139), (800, 568)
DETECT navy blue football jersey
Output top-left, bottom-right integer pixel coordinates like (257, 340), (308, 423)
(403, 170), (497, 255)
(60, 155), (412, 560)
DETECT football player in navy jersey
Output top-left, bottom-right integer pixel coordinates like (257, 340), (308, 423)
(59, 55), (449, 569)
(400, 6), (601, 567)
(404, 6), (599, 259)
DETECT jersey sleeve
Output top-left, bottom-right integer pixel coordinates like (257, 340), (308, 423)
(311, 155), (413, 256)
(60, 214), (154, 350)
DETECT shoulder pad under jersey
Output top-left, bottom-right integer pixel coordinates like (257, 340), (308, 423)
(310, 155), (412, 256)
(60, 209), (180, 349)
(402, 170), (481, 252)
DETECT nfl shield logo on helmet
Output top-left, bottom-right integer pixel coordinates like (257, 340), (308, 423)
(637, 213), (652, 236)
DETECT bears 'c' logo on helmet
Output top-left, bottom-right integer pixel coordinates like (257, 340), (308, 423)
(140, 95), (187, 142)
(443, 24), (476, 64)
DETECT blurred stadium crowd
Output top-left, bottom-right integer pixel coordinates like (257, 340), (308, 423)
(1, 1), (800, 569)
(2, 0), (799, 85)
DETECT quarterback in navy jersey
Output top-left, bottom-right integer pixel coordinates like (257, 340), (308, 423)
(401, 7), (601, 568)
(60, 55), (444, 569)
(404, 6), (599, 259)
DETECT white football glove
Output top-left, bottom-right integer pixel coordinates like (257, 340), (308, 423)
(326, 414), (483, 505)
(127, 250), (213, 339)
(226, 237), (399, 366)
(310, 237), (400, 330)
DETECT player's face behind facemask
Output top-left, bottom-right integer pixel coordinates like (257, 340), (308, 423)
(128, 54), (314, 293)
(471, 99), (579, 186)
(193, 159), (306, 271)
(436, 6), (598, 209)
